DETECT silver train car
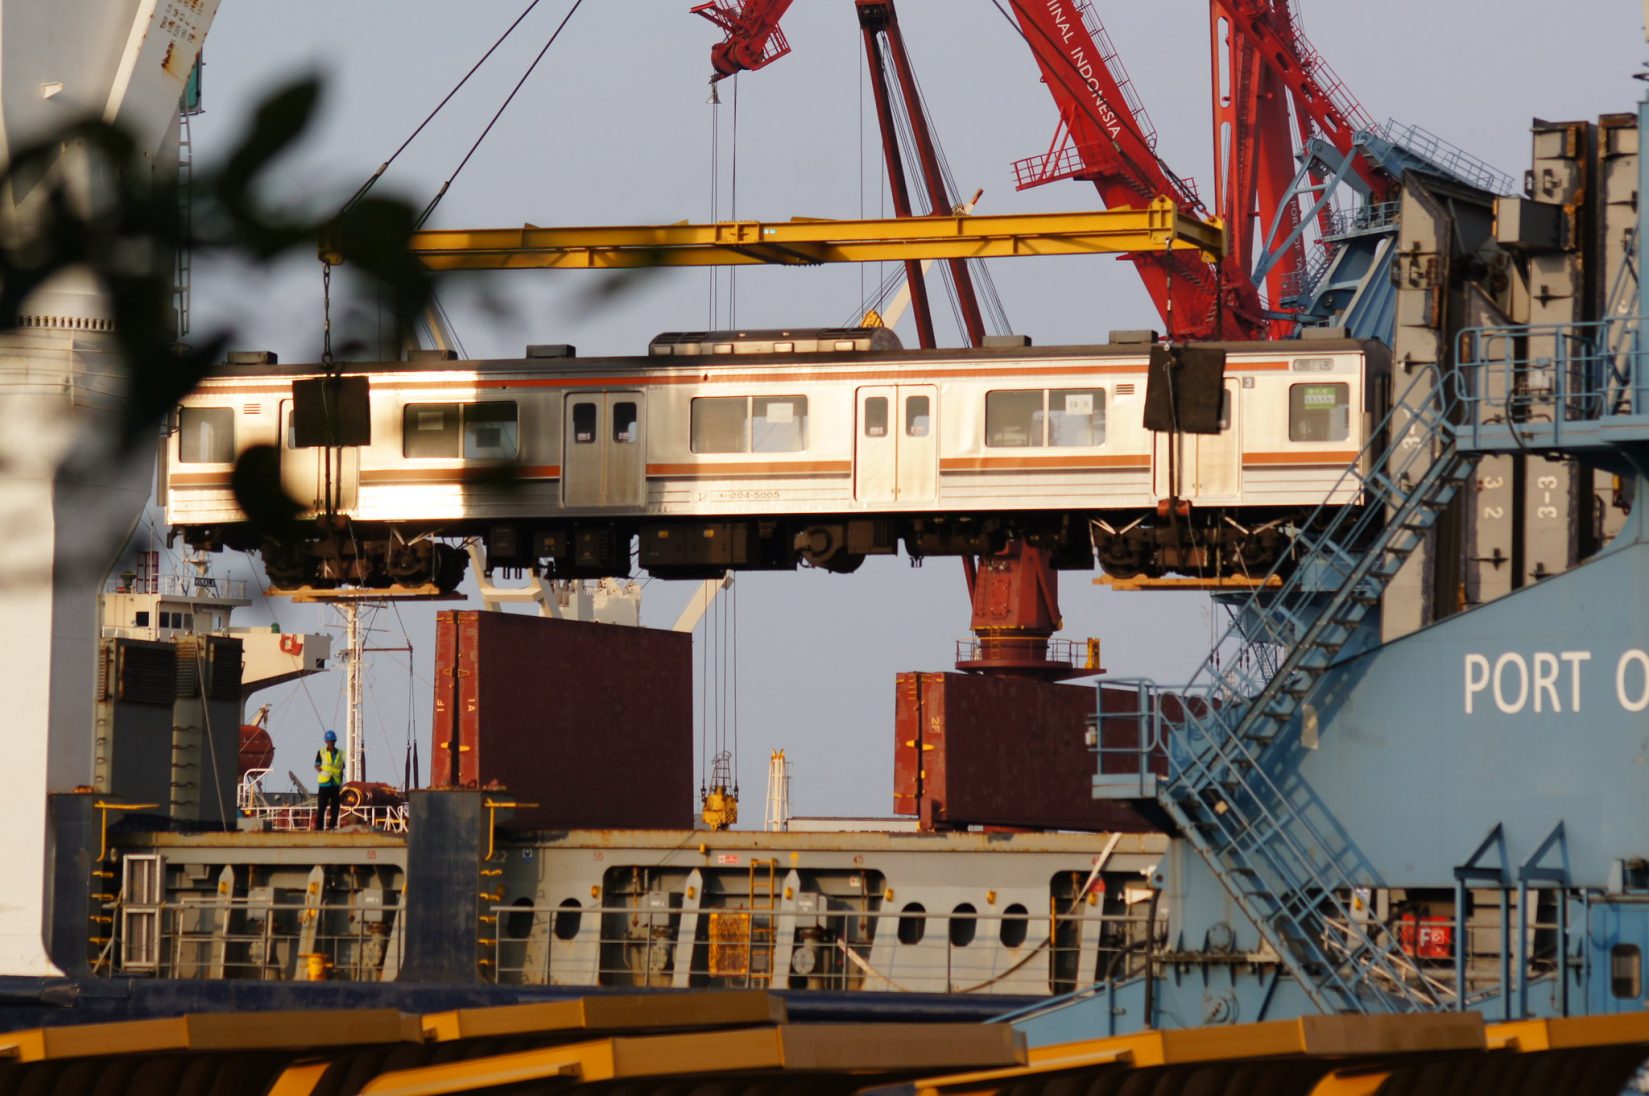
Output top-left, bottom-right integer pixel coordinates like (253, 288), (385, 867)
(164, 329), (1390, 590)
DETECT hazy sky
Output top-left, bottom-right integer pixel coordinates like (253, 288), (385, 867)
(167, 0), (1646, 818)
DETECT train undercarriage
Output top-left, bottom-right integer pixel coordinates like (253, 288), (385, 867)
(179, 506), (1316, 592)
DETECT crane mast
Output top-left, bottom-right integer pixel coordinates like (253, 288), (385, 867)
(1209, 0), (1392, 329)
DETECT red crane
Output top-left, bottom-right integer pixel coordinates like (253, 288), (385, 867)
(694, 0), (986, 349)
(1205, 1), (1393, 322)
(1005, 0), (1265, 339)
(691, 0), (797, 80)
(694, 1), (1396, 341)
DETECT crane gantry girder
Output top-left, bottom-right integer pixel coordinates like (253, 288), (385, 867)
(402, 198), (1225, 271)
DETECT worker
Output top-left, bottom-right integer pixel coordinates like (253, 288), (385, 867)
(314, 730), (343, 831)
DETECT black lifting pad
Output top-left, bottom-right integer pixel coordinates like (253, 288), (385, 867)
(1144, 345), (1227, 435)
(291, 375), (372, 447)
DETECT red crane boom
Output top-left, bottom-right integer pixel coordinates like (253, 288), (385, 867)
(691, 0), (797, 80)
(1006, 0), (1265, 340)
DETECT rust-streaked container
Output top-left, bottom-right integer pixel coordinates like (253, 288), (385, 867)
(893, 671), (1159, 832)
(431, 611), (693, 829)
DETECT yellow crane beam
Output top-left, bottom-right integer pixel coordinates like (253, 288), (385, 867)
(402, 196), (1225, 271)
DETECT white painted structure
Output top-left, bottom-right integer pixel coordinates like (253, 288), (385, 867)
(0, 0), (219, 976)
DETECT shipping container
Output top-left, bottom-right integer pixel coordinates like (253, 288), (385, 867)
(892, 671), (1161, 832)
(431, 611), (693, 829)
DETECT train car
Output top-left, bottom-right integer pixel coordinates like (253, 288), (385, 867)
(163, 330), (1389, 590)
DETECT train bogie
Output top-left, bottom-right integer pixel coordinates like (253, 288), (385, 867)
(164, 333), (1388, 589)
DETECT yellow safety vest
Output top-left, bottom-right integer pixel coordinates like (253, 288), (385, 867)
(316, 747), (343, 787)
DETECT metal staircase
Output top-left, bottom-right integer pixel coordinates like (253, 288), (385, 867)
(1150, 366), (1475, 1013)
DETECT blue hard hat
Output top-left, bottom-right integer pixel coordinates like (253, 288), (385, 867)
(324, 730), (337, 742)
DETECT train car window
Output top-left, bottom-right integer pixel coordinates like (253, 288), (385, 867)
(463, 402), (519, 459)
(691, 396), (748, 453)
(864, 397), (888, 437)
(1047, 389), (1105, 446)
(612, 401), (638, 444)
(404, 403), (461, 458)
(1612, 943), (1641, 998)
(178, 407), (234, 463)
(986, 390), (1042, 447)
(752, 396), (807, 452)
(1289, 382), (1350, 442)
(905, 395), (931, 437)
(571, 401), (598, 444)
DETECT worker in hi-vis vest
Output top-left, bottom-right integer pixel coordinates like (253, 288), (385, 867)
(314, 729), (343, 831)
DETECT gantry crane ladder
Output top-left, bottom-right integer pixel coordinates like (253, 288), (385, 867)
(1148, 366), (1476, 1013)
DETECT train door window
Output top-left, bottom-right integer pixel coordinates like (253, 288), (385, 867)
(403, 403), (460, 457)
(864, 396), (889, 438)
(691, 397), (747, 453)
(1289, 382), (1350, 442)
(1612, 943), (1641, 998)
(1048, 388), (1105, 446)
(463, 402), (518, 459)
(905, 394), (931, 437)
(1219, 390), (1232, 430)
(612, 400), (638, 443)
(571, 401), (598, 444)
(986, 390), (1042, 447)
(752, 396), (807, 452)
(178, 407), (234, 463)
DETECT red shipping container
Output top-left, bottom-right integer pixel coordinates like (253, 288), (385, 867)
(893, 671), (1161, 833)
(430, 611), (693, 829)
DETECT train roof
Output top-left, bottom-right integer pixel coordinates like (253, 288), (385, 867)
(200, 335), (1383, 379)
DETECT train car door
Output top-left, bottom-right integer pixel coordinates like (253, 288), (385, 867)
(278, 399), (359, 513)
(1151, 381), (1239, 502)
(855, 385), (937, 504)
(562, 392), (645, 507)
(1196, 381), (1241, 501)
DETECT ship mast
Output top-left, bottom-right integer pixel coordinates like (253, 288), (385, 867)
(343, 602), (366, 783)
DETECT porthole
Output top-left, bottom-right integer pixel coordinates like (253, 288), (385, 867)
(897, 902), (926, 945)
(950, 903), (977, 948)
(504, 897), (534, 940)
(553, 898), (582, 941)
(1000, 904), (1029, 948)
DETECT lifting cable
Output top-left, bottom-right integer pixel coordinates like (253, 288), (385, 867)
(414, 0), (587, 229)
(702, 576), (715, 800)
(707, 83), (720, 328)
(706, 74), (743, 330)
(871, 43), (1011, 338)
(894, 50), (1012, 334)
(339, 0), (551, 216)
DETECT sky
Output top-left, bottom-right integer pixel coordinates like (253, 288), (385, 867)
(162, 0), (1647, 819)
